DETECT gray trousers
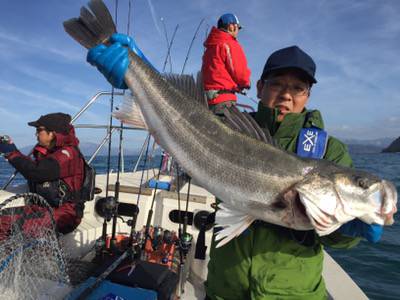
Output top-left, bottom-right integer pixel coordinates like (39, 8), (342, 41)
(208, 100), (236, 115)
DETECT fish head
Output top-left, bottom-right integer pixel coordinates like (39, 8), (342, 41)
(295, 166), (398, 235)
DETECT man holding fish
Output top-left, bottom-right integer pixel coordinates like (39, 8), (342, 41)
(72, 7), (396, 298)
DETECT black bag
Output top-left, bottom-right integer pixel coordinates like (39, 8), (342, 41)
(76, 148), (96, 201)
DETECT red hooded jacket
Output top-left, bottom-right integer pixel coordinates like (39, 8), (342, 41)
(201, 27), (251, 105)
(5, 126), (84, 234)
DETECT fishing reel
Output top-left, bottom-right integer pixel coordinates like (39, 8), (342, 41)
(141, 226), (179, 269)
(179, 232), (193, 257)
(94, 196), (118, 222)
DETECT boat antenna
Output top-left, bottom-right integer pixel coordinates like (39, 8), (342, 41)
(181, 18), (205, 75)
(161, 21), (179, 73)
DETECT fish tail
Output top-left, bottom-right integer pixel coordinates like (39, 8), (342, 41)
(214, 203), (255, 248)
(63, 0), (116, 49)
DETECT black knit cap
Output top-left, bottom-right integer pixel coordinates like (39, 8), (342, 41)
(261, 45), (317, 83)
(28, 112), (71, 134)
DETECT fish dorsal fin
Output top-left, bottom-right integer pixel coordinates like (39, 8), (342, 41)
(221, 105), (277, 146)
(162, 72), (208, 107)
(113, 93), (147, 129)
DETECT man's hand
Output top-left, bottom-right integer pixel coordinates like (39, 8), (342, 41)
(0, 136), (17, 156)
(338, 219), (383, 243)
(87, 33), (155, 89)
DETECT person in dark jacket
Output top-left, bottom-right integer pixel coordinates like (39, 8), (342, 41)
(201, 13), (251, 114)
(0, 113), (85, 238)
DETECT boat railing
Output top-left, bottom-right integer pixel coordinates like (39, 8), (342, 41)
(1, 91), (148, 190)
(2, 90), (256, 190)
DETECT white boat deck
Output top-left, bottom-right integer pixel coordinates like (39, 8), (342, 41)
(0, 171), (368, 299)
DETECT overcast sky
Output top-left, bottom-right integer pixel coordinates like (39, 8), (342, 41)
(0, 0), (399, 148)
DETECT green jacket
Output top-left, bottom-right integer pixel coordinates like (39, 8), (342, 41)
(205, 105), (360, 300)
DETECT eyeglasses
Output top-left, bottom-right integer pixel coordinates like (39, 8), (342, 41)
(264, 79), (310, 97)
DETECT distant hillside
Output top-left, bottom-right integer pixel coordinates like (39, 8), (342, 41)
(20, 142), (141, 157)
(342, 137), (394, 154)
(382, 137), (400, 153)
(346, 144), (383, 154)
(18, 137), (397, 156)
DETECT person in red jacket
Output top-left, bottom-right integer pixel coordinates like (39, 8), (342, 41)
(201, 13), (251, 114)
(0, 113), (85, 239)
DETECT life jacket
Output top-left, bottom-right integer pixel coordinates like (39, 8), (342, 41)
(30, 127), (85, 207)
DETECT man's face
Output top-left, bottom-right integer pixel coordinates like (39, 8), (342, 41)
(36, 127), (55, 148)
(227, 23), (240, 38)
(257, 71), (310, 122)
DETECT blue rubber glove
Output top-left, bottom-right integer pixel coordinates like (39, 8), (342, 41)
(87, 33), (156, 89)
(338, 219), (383, 243)
(0, 139), (17, 155)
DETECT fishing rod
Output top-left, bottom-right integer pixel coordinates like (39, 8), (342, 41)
(75, 249), (131, 300)
(99, 0), (121, 254)
(109, 0), (134, 250)
(175, 163), (182, 239)
(182, 177), (191, 236)
(204, 23), (210, 49)
(141, 151), (166, 253)
(161, 20), (179, 73)
(161, 18), (172, 72)
(178, 17), (204, 260)
(128, 133), (151, 245)
(109, 121), (124, 249)
(181, 18), (205, 75)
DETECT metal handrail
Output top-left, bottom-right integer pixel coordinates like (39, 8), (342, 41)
(71, 91), (124, 124)
(87, 128), (117, 165)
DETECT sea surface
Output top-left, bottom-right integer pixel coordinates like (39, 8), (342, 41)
(1, 153), (399, 300)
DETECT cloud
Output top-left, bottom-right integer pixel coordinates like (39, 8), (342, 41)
(0, 80), (81, 111)
(0, 106), (20, 120)
(146, 0), (162, 36)
(0, 28), (82, 62)
(12, 64), (99, 98)
(327, 113), (400, 140)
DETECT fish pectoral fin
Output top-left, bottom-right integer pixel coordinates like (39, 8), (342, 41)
(113, 93), (148, 129)
(214, 203), (255, 248)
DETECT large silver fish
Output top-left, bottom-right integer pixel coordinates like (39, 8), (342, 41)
(64, 0), (397, 247)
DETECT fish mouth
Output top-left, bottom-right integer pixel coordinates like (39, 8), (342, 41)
(297, 192), (340, 235)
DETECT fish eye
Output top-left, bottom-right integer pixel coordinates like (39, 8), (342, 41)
(356, 177), (370, 189)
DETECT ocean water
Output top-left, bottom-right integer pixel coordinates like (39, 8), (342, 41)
(0, 153), (399, 300)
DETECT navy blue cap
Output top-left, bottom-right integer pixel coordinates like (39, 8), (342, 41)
(217, 13), (242, 29)
(261, 46), (317, 83)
